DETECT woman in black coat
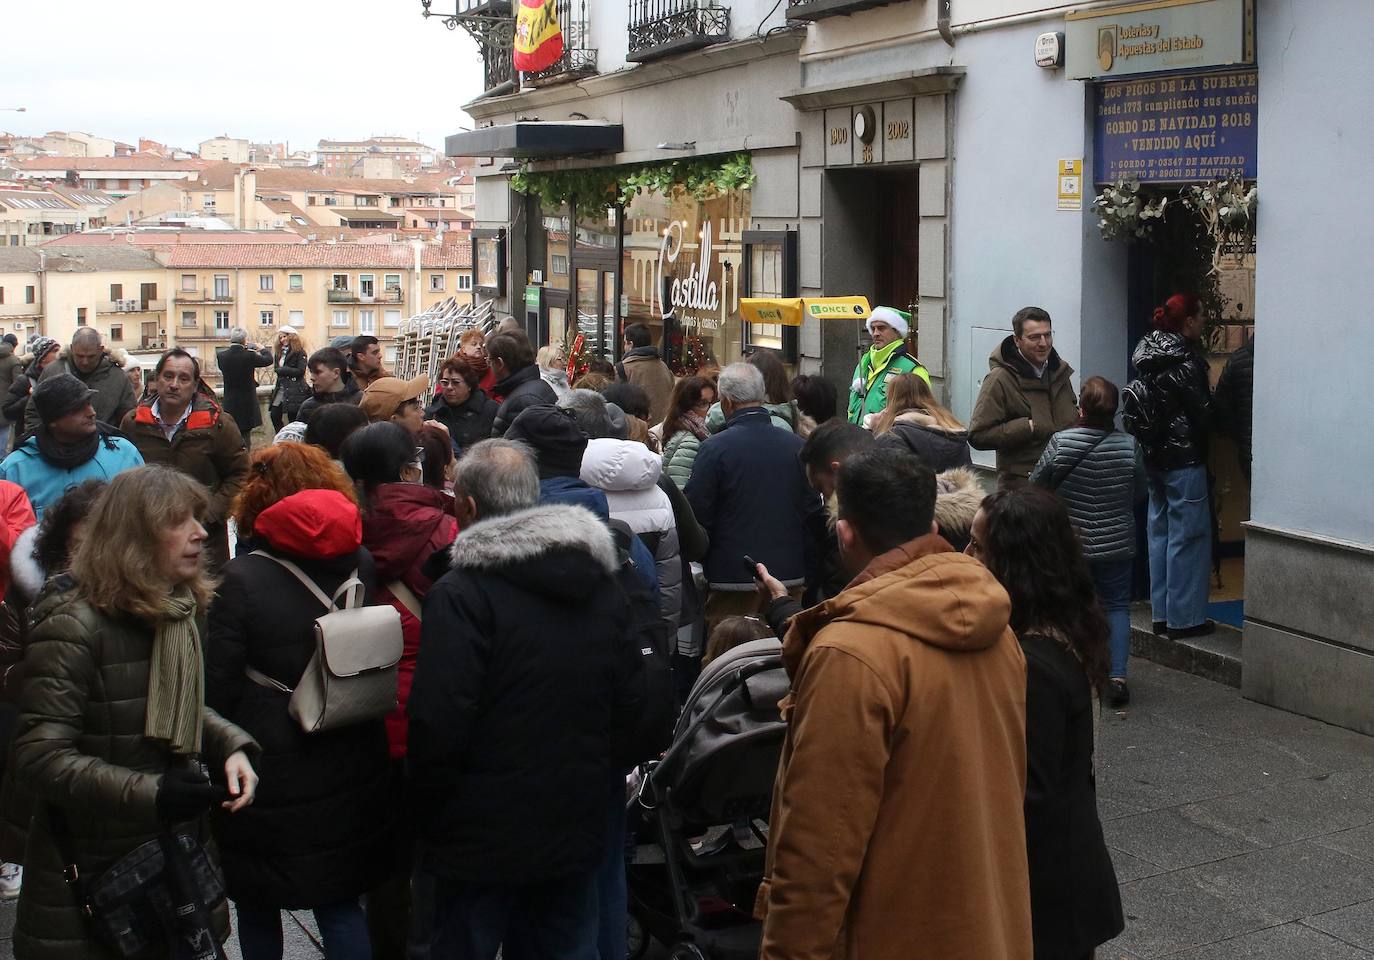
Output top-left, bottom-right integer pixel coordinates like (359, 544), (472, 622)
(3, 338), (60, 449)
(423, 353), (498, 457)
(970, 486), (1124, 960)
(269, 329), (310, 432)
(206, 443), (395, 960)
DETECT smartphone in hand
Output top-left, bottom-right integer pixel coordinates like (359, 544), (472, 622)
(742, 555), (764, 582)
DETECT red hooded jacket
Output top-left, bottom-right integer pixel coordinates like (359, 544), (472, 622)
(360, 483), (458, 758)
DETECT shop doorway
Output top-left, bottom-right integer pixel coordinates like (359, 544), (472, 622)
(1126, 206), (1256, 626)
(573, 263), (618, 361)
(821, 167), (922, 393)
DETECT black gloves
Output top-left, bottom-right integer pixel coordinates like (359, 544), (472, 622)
(155, 765), (228, 823)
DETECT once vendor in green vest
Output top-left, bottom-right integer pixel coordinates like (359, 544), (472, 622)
(848, 306), (931, 425)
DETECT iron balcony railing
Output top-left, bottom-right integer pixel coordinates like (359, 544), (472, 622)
(785, 0), (896, 22)
(627, 0), (730, 63)
(524, 0), (598, 85)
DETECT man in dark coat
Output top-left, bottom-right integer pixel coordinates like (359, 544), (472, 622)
(295, 347), (363, 425)
(685, 363), (821, 635)
(488, 329), (556, 437)
(216, 329), (273, 448)
(407, 439), (640, 958)
(1212, 336), (1254, 483)
(25, 328), (138, 439)
(969, 307), (1078, 489)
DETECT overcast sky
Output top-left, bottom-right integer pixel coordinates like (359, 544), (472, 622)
(3, 0), (486, 153)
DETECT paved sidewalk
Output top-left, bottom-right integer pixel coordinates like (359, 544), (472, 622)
(2, 657), (1374, 958)
(1099, 660), (1374, 958)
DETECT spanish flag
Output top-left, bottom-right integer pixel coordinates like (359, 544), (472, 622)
(513, 0), (564, 73)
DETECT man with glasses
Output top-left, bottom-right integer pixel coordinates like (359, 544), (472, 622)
(969, 306), (1078, 489)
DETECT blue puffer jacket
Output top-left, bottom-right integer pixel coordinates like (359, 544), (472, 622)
(685, 406), (819, 589)
(1029, 427), (1146, 562)
(540, 475), (658, 600)
(0, 430), (144, 518)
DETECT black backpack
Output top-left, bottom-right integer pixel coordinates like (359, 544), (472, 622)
(608, 520), (676, 766)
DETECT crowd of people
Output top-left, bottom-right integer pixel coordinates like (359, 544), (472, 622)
(0, 297), (1253, 960)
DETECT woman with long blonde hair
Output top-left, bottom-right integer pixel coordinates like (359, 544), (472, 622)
(871, 373), (973, 473)
(270, 327), (310, 432)
(12, 465), (259, 956)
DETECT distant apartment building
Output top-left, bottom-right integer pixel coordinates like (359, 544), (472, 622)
(0, 185), (112, 246)
(161, 242), (473, 374)
(10, 155), (208, 198)
(39, 131), (118, 158)
(0, 246), (167, 348)
(249, 142), (288, 165)
(0, 239), (474, 383)
(317, 137), (437, 177)
(199, 136), (250, 164)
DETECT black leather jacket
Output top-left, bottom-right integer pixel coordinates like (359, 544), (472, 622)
(1129, 330), (1213, 470)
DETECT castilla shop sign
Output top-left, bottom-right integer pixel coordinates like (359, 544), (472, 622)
(1065, 0), (1255, 81)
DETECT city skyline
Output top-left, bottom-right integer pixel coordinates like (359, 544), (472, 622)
(4, 0), (486, 155)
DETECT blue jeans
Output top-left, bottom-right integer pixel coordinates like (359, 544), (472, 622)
(1091, 559), (1134, 678)
(235, 899), (372, 960)
(1145, 464), (1211, 630)
(420, 868), (599, 960)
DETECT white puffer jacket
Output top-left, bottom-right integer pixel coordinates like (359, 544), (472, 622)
(580, 438), (682, 629)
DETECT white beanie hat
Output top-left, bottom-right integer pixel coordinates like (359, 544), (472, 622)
(867, 306), (910, 338)
(277, 325), (298, 337)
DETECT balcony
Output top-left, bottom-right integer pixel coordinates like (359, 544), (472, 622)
(523, 0), (598, 86)
(627, 0), (730, 63)
(98, 298), (167, 314)
(178, 288), (234, 303)
(327, 288), (405, 304)
(785, 0), (896, 21)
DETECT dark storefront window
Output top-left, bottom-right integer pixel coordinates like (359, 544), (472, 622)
(742, 229), (799, 363)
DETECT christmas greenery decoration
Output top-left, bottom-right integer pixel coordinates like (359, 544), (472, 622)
(1092, 179), (1170, 242)
(511, 153), (756, 218)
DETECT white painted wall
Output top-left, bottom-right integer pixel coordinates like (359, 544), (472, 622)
(1251, 0), (1374, 545)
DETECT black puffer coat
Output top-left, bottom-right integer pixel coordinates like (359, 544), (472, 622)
(877, 416), (973, 473)
(1212, 339), (1253, 476)
(271, 348), (310, 419)
(1128, 331), (1213, 471)
(13, 581), (259, 959)
(407, 502), (639, 886)
(205, 494), (396, 909)
(490, 364), (557, 437)
(425, 389), (498, 455)
(1030, 428), (1146, 562)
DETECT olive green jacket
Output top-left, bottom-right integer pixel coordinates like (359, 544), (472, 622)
(12, 584), (258, 959)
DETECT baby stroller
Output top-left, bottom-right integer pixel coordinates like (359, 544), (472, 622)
(627, 638), (790, 960)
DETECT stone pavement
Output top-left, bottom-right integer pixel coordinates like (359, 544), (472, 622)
(1099, 659), (1374, 958)
(3, 657), (1374, 958)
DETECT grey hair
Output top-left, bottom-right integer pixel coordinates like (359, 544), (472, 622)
(229, 327), (248, 344)
(71, 327), (101, 348)
(455, 439), (540, 519)
(716, 362), (766, 404)
(557, 389), (613, 440)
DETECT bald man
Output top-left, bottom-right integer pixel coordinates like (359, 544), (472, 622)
(24, 328), (138, 439)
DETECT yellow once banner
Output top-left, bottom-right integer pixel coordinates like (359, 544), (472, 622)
(513, 0), (564, 73)
(740, 296), (872, 327)
(740, 298), (802, 327)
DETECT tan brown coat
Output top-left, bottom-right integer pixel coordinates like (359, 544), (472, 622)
(757, 535), (1032, 960)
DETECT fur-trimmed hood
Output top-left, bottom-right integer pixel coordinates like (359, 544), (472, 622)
(450, 502), (617, 579)
(933, 466), (986, 552)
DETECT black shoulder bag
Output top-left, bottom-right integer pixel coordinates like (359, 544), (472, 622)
(48, 802), (228, 960)
(1048, 431), (1111, 491)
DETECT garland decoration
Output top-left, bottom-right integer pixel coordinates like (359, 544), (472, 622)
(511, 153), (756, 218)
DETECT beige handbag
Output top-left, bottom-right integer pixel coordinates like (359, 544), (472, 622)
(244, 551), (403, 734)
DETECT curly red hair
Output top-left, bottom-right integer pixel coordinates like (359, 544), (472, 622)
(232, 442), (358, 538)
